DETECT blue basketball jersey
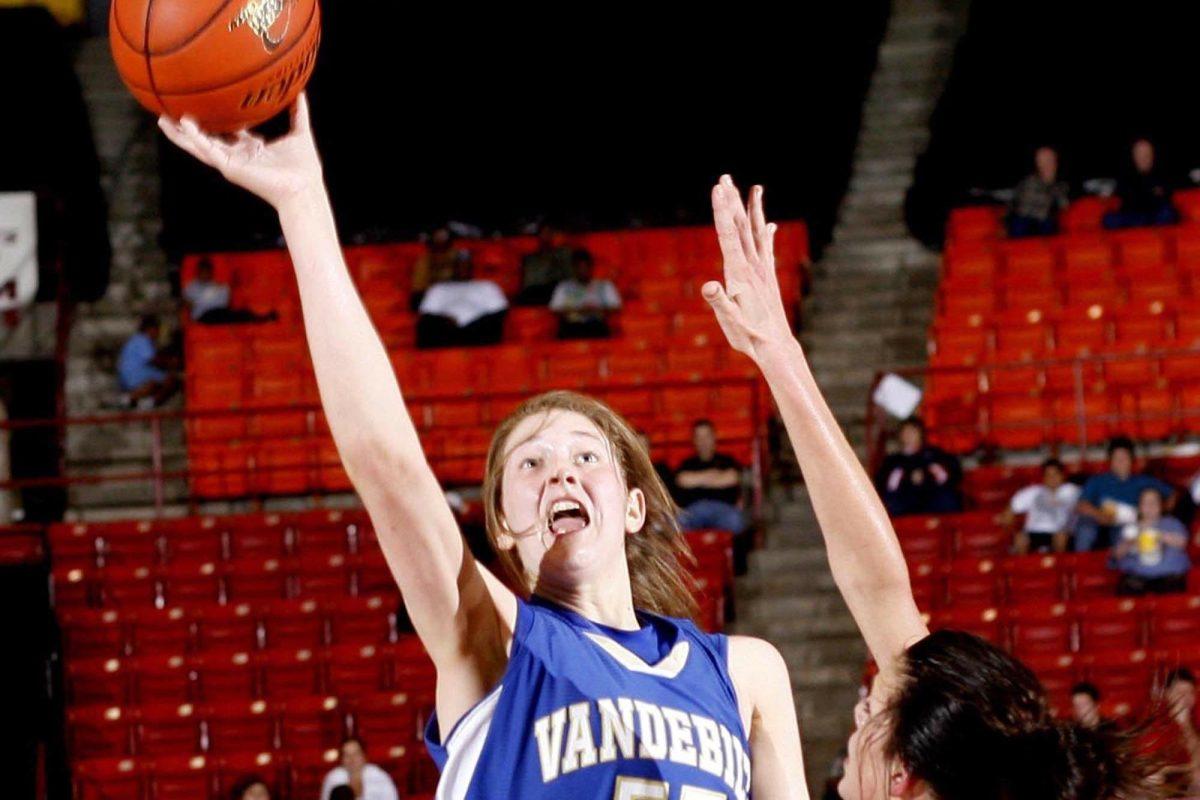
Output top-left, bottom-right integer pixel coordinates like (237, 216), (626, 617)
(425, 595), (752, 799)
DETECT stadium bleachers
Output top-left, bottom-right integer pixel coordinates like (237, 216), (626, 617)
(922, 189), (1200, 453)
(178, 223), (808, 498)
(53, 511), (735, 798)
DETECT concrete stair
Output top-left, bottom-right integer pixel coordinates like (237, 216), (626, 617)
(730, 0), (965, 792)
(66, 38), (186, 514)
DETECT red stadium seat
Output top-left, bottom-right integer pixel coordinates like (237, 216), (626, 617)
(1147, 595), (1200, 648)
(350, 692), (421, 744)
(325, 596), (394, 646)
(135, 703), (202, 757)
(927, 606), (1005, 646)
(193, 650), (258, 702)
(1068, 552), (1120, 599)
(1023, 653), (1080, 716)
(944, 559), (1002, 608)
(1004, 556), (1067, 604)
(160, 562), (223, 608)
(100, 566), (162, 609)
(61, 609), (128, 660)
(260, 598), (326, 650)
(202, 699), (278, 755)
(75, 756), (145, 800)
(223, 558), (288, 603)
(277, 695), (345, 750)
(955, 525), (1011, 560)
(146, 754), (216, 800)
(127, 608), (193, 656)
(1009, 603), (1074, 658)
(1076, 597), (1145, 652)
(131, 654), (194, 706)
(1061, 236), (1114, 272)
(988, 394), (1049, 450)
(192, 604), (259, 653)
(258, 649), (323, 700)
(68, 705), (135, 760)
(1081, 650), (1154, 707)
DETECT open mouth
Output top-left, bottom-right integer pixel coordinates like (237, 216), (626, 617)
(547, 498), (590, 536)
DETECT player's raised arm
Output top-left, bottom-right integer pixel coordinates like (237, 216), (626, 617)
(158, 97), (516, 720)
(705, 175), (927, 676)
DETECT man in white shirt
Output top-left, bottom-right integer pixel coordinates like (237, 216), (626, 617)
(183, 258), (277, 324)
(416, 257), (509, 348)
(549, 250), (621, 339)
(319, 738), (400, 800)
(1001, 458), (1081, 554)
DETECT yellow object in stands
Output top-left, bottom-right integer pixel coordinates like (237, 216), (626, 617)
(0, 0), (85, 25)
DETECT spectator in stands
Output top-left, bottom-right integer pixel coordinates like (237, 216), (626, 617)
(674, 419), (747, 536)
(1163, 668), (1200, 796)
(1103, 138), (1180, 229)
(549, 250), (622, 339)
(1070, 682), (1103, 729)
(319, 737), (399, 800)
(517, 224), (574, 305)
(1111, 486), (1190, 596)
(229, 775), (271, 800)
(410, 227), (469, 310)
(1007, 145), (1069, 238)
(1075, 436), (1175, 551)
(1000, 457), (1080, 554)
(874, 416), (963, 516)
(116, 314), (180, 409)
(415, 256), (508, 348)
(183, 258), (277, 324)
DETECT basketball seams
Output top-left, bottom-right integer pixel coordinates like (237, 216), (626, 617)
(149, 0), (281, 58)
(148, 0), (317, 99)
(110, 3), (146, 54)
(142, 0), (172, 117)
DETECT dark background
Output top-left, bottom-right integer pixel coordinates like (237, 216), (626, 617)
(159, 3), (892, 257)
(907, 1), (1200, 246)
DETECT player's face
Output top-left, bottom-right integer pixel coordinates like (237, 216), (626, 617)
(499, 410), (644, 587)
(1168, 680), (1197, 718)
(838, 692), (890, 800)
(340, 740), (366, 773)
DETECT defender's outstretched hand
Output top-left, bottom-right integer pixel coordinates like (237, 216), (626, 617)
(158, 92), (322, 210)
(705, 175), (794, 361)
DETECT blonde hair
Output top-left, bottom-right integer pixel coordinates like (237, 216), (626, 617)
(481, 390), (698, 620)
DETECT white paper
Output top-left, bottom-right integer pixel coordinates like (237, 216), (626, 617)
(873, 373), (923, 419)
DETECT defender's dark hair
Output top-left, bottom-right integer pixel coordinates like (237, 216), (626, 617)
(882, 630), (1164, 800)
(1072, 682), (1101, 702)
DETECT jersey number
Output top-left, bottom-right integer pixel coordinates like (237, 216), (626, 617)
(613, 777), (726, 800)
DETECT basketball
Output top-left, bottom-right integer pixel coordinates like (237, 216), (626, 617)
(109, 0), (321, 132)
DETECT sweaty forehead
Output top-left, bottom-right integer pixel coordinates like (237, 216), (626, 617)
(505, 409), (607, 454)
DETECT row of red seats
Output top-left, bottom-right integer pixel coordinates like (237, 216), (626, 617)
(186, 326), (752, 396)
(944, 191), (1200, 242)
(66, 639), (433, 709)
(926, 595), (1200, 659)
(59, 596), (399, 660)
(944, 224), (1200, 277)
(68, 693), (417, 760)
(923, 382), (1200, 452)
(185, 405), (758, 496)
(74, 749), (436, 800)
(907, 553), (1200, 611)
(930, 304), (1200, 367)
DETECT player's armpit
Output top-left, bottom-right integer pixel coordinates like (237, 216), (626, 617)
(727, 636), (811, 800)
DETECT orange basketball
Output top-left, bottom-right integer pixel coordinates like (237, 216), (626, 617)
(110, 0), (321, 133)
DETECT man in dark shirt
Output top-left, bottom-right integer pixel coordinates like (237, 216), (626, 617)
(674, 419), (747, 535)
(1074, 436), (1175, 551)
(516, 225), (574, 306)
(874, 416), (963, 516)
(1103, 138), (1179, 229)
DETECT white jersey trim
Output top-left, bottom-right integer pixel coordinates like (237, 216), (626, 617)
(583, 634), (691, 679)
(435, 685), (503, 800)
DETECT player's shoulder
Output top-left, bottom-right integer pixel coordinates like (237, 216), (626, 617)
(725, 635), (788, 684)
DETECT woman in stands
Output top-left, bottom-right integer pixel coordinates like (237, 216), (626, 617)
(160, 99), (807, 798)
(704, 176), (1162, 799)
